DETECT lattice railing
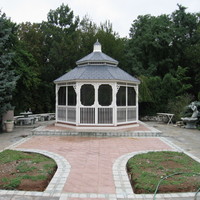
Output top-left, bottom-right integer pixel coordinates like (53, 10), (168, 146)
(57, 107), (66, 121)
(117, 107), (136, 123)
(80, 107), (95, 124)
(67, 107), (76, 122)
(98, 108), (113, 124)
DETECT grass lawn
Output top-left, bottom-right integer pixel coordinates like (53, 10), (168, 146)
(0, 149), (57, 191)
(127, 151), (200, 194)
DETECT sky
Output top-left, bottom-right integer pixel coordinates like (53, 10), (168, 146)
(1, 0), (200, 38)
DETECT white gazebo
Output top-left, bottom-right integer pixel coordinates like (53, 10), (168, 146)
(54, 41), (140, 130)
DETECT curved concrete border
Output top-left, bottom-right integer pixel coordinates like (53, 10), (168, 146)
(0, 148), (71, 197)
(112, 137), (200, 199)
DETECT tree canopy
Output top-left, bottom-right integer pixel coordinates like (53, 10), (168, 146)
(0, 4), (200, 121)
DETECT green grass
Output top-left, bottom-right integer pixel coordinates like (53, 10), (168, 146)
(127, 151), (200, 194)
(2, 177), (21, 190)
(16, 162), (37, 173)
(0, 150), (31, 164)
(0, 150), (57, 190)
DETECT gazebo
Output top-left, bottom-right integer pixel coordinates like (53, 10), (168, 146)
(54, 41), (140, 130)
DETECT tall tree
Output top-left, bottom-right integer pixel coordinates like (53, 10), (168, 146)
(128, 14), (173, 77)
(0, 12), (18, 129)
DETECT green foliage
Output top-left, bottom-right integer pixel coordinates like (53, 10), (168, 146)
(1, 3), (199, 117)
(138, 75), (153, 102)
(16, 162), (36, 173)
(2, 177), (21, 190)
(43, 163), (57, 174)
(128, 5), (200, 116)
(0, 12), (18, 128)
(0, 150), (30, 164)
(21, 174), (46, 181)
(167, 94), (193, 121)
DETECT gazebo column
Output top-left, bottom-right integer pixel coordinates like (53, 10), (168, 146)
(113, 83), (117, 126)
(134, 85), (139, 122)
(136, 85), (139, 122)
(94, 83), (99, 125)
(55, 84), (58, 122)
(76, 83), (81, 125)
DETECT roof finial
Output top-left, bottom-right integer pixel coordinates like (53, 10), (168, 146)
(93, 39), (101, 52)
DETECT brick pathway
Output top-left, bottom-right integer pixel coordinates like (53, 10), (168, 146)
(16, 136), (172, 195)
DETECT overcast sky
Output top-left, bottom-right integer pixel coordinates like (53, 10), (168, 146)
(1, 0), (200, 37)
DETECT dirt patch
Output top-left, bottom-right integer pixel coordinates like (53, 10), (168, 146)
(0, 151), (57, 191)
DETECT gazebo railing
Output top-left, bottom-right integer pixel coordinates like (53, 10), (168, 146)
(80, 106), (113, 125)
(57, 106), (76, 123)
(98, 107), (113, 124)
(57, 106), (66, 121)
(67, 107), (76, 123)
(117, 106), (137, 124)
(80, 107), (95, 124)
(57, 105), (137, 125)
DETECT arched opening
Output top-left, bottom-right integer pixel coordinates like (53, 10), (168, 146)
(117, 86), (126, 106)
(98, 84), (112, 106)
(68, 86), (76, 106)
(58, 86), (66, 106)
(81, 84), (95, 106)
(117, 85), (137, 123)
(128, 87), (136, 106)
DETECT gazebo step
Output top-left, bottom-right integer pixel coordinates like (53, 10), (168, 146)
(32, 126), (162, 137)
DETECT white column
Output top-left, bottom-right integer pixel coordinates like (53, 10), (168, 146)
(113, 83), (117, 126)
(65, 86), (67, 122)
(126, 84), (128, 122)
(55, 84), (58, 122)
(76, 83), (81, 125)
(94, 83), (99, 125)
(134, 85), (139, 122)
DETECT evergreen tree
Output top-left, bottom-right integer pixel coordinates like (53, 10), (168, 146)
(0, 12), (18, 130)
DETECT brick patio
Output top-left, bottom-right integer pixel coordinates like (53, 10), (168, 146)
(16, 136), (172, 195)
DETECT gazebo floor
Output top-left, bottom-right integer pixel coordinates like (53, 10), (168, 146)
(32, 121), (162, 137)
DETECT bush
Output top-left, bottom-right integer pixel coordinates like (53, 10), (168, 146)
(167, 94), (193, 122)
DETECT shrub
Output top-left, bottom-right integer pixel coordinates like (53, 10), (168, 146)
(167, 94), (193, 122)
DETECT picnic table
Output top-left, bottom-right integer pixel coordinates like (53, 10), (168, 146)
(15, 112), (55, 126)
(17, 117), (35, 125)
(20, 111), (32, 118)
(17, 111), (35, 125)
(157, 113), (174, 125)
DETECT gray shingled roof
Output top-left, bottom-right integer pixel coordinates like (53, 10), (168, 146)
(76, 51), (118, 65)
(54, 41), (140, 84)
(54, 65), (140, 83)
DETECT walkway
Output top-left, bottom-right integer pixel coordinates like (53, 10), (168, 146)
(146, 121), (200, 159)
(0, 121), (200, 200)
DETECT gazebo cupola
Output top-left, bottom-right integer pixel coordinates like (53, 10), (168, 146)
(54, 41), (140, 129)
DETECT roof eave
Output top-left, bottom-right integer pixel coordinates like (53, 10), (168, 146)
(54, 78), (140, 84)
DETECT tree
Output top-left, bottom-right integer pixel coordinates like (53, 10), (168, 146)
(14, 4), (81, 113)
(128, 14), (173, 77)
(0, 12), (18, 130)
(12, 46), (40, 113)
